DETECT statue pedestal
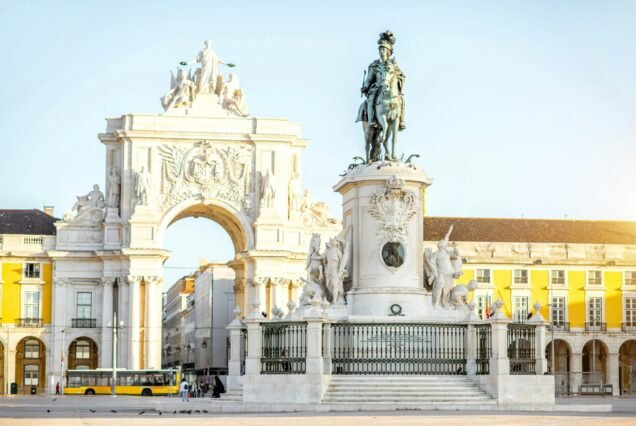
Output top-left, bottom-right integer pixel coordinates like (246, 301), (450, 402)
(333, 161), (432, 318)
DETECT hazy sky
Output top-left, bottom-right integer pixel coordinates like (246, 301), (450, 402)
(1, 1), (635, 286)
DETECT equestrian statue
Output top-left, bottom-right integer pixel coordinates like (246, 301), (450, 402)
(356, 30), (406, 162)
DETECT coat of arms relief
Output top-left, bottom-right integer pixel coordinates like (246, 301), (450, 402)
(158, 141), (252, 215)
(368, 176), (418, 243)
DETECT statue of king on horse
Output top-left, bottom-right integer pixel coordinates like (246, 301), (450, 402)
(356, 30), (406, 162)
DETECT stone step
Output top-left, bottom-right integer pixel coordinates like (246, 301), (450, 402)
(326, 389), (486, 396)
(322, 396), (493, 403)
(328, 377), (475, 382)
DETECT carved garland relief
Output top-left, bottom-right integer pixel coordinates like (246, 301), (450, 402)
(158, 141), (252, 216)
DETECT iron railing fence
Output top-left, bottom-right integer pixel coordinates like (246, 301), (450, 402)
(240, 328), (248, 375)
(585, 322), (607, 332)
(621, 323), (636, 332)
(507, 323), (536, 375)
(548, 322), (570, 331)
(261, 322), (307, 374)
(18, 318), (43, 327)
(71, 318), (96, 328)
(475, 323), (492, 375)
(330, 323), (467, 375)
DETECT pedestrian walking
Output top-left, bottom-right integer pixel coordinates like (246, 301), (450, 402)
(179, 379), (189, 402)
(55, 382), (60, 395)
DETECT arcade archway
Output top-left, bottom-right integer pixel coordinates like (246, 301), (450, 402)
(15, 337), (46, 394)
(68, 337), (99, 370)
(582, 339), (608, 384)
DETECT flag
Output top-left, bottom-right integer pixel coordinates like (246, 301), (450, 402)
(485, 301), (490, 319)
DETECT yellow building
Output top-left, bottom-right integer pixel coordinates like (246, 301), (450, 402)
(425, 216), (636, 396)
(0, 209), (56, 394)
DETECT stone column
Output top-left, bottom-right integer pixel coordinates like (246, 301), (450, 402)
(247, 278), (267, 320)
(465, 323), (477, 376)
(6, 345), (16, 395)
(488, 305), (511, 376)
(570, 352), (583, 394)
(127, 276), (142, 369)
(118, 277), (129, 368)
(244, 319), (262, 375)
(226, 308), (245, 391)
(528, 305), (549, 375)
(144, 276), (162, 369)
(100, 278), (114, 367)
(305, 318), (325, 376)
(608, 352), (620, 396)
(322, 322), (332, 374)
(50, 278), (68, 387)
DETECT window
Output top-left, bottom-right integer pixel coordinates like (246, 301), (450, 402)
(476, 269), (491, 284)
(25, 340), (40, 358)
(75, 340), (91, 359)
(625, 272), (636, 286)
(24, 263), (40, 279)
(24, 365), (39, 386)
(76, 292), (92, 319)
(513, 270), (528, 285)
(626, 297), (636, 326)
(551, 296), (566, 326)
(588, 271), (602, 286)
(513, 296), (529, 323)
(551, 270), (565, 286)
(476, 294), (492, 320)
(24, 291), (40, 319)
(588, 297), (603, 325)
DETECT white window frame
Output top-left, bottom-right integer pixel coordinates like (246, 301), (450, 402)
(550, 295), (567, 326)
(76, 292), (92, 319)
(586, 270), (603, 287)
(24, 365), (39, 386)
(587, 296), (604, 326)
(23, 262), (42, 280)
(513, 269), (530, 287)
(21, 288), (42, 320)
(624, 272), (636, 291)
(550, 270), (567, 287)
(75, 340), (91, 359)
(623, 292), (636, 329)
(474, 291), (493, 320)
(475, 268), (492, 285)
(513, 295), (529, 323)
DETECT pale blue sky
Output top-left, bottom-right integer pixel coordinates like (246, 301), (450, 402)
(1, 1), (635, 285)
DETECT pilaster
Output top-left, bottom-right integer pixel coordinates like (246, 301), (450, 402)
(100, 278), (115, 367)
(127, 275), (142, 369)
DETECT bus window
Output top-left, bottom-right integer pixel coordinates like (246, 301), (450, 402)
(96, 373), (109, 386)
(153, 374), (165, 386)
(81, 374), (96, 386)
(68, 374), (81, 387)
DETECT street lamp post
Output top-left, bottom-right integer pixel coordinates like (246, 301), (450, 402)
(107, 312), (124, 397)
(60, 328), (65, 395)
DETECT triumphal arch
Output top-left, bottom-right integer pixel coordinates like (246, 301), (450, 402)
(48, 40), (339, 378)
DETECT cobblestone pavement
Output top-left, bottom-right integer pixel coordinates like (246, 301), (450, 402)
(0, 396), (634, 426)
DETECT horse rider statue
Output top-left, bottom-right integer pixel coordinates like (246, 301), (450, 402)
(356, 30), (406, 162)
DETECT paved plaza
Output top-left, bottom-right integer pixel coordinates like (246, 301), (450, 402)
(0, 396), (635, 425)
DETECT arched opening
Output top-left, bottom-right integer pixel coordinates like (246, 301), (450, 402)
(16, 337), (46, 394)
(68, 337), (99, 370)
(619, 340), (636, 395)
(582, 339), (608, 385)
(545, 339), (571, 394)
(161, 203), (238, 384)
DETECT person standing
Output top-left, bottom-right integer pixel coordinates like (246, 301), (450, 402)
(179, 380), (189, 402)
(211, 376), (225, 399)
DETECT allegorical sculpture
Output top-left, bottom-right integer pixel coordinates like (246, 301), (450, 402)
(423, 226), (476, 308)
(107, 167), (120, 209)
(161, 41), (248, 116)
(64, 184), (106, 224)
(356, 30), (406, 162)
(135, 166), (151, 206)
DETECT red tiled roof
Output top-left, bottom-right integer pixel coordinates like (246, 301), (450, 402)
(0, 209), (58, 235)
(424, 216), (636, 245)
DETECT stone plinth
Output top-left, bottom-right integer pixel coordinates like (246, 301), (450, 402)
(333, 161), (432, 318)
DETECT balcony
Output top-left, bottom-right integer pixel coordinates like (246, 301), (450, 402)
(585, 322), (607, 332)
(622, 323), (636, 332)
(71, 318), (97, 328)
(548, 322), (570, 332)
(18, 318), (43, 327)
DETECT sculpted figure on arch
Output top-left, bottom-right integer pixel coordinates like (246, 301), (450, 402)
(185, 40), (226, 95)
(356, 30), (406, 162)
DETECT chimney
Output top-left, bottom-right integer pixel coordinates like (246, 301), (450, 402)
(43, 205), (55, 216)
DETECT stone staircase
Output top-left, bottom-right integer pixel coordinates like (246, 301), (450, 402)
(212, 386), (243, 403)
(322, 375), (496, 407)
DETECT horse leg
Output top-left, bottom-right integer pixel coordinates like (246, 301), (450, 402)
(391, 120), (399, 160)
(363, 123), (370, 163)
(377, 110), (390, 160)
